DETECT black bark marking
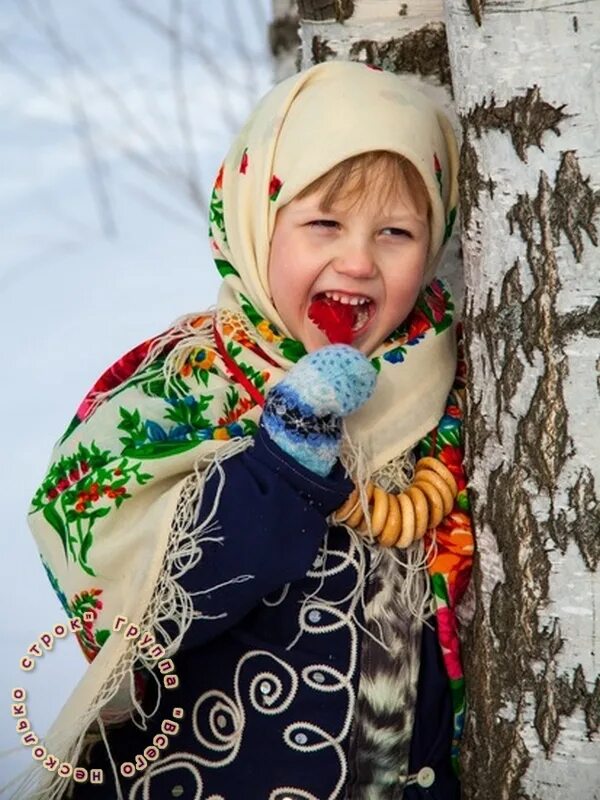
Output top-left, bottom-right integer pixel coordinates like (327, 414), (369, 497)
(554, 468), (600, 571)
(268, 12), (300, 58)
(508, 155), (600, 267)
(297, 0), (354, 22)
(468, 87), (568, 163)
(467, 0), (486, 26)
(459, 125), (495, 227)
(555, 664), (600, 737)
(533, 619), (564, 752)
(516, 358), (572, 491)
(497, 262), (526, 411)
(461, 298), (489, 467)
(549, 151), (600, 261)
(310, 34), (336, 64)
(506, 161), (600, 562)
(558, 295), (600, 340)
(399, 3), (408, 16)
(573, 15), (579, 33)
(349, 23), (451, 87)
(460, 466), (542, 798)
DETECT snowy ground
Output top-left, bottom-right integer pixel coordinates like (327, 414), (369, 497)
(0, 0), (273, 788)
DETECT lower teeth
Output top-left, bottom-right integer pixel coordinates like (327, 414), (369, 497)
(352, 306), (369, 331)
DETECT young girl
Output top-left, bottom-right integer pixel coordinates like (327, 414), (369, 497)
(21, 61), (472, 800)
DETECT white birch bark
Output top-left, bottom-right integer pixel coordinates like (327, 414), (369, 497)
(445, 2), (600, 798)
(270, 0), (301, 81)
(295, 0), (464, 306)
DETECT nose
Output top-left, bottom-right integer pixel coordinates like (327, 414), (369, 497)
(332, 238), (377, 280)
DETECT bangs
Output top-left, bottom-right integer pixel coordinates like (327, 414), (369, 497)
(295, 151), (430, 219)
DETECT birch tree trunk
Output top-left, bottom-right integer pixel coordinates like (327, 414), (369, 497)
(270, 0), (301, 81)
(295, 0), (464, 305)
(444, 3), (600, 798)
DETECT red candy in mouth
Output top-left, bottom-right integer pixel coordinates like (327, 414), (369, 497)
(308, 296), (356, 344)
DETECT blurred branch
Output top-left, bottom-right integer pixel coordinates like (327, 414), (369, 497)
(20, 0), (118, 238)
(6, 0), (272, 238)
(169, 0), (203, 209)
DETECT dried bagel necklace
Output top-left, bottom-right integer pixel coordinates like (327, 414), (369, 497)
(307, 295), (459, 549)
(332, 456), (458, 549)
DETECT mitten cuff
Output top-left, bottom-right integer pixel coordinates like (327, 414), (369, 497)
(261, 384), (342, 477)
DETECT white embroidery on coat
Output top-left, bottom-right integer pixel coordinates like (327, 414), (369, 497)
(268, 789), (319, 800)
(191, 650), (299, 766)
(262, 582), (291, 606)
(128, 752), (205, 800)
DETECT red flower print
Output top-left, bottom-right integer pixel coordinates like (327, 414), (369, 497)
(104, 486), (126, 499)
(74, 482), (102, 512)
(428, 281), (446, 323)
(434, 153), (443, 194)
(269, 175), (283, 201)
(438, 445), (467, 493)
(239, 148), (249, 174)
(406, 307), (430, 340)
(46, 487), (59, 500)
(76, 339), (155, 422)
(215, 164), (224, 190)
(436, 606), (462, 680)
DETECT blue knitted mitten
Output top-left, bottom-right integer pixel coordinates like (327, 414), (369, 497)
(261, 345), (377, 477)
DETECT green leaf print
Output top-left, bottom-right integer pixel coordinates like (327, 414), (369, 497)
(241, 419), (258, 436)
(443, 207), (457, 244)
(81, 532), (94, 563)
(279, 338), (306, 363)
(33, 440), (155, 575)
(239, 293), (264, 328)
(209, 189), (227, 242)
(215, 259), (240, 279)
(42, 504), (69, 559)
(120, 440), (203, 460)
(96, 629), (111, 647)
(431, 571), (450, 603)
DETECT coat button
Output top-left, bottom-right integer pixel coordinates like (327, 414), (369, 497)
(313, 671), (326, 683)
(417, 766), (435, 787)
(171, 787), (184, 798)
(308, 610), (321, 623)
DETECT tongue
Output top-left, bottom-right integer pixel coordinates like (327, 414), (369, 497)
(308, 296), (355, 344)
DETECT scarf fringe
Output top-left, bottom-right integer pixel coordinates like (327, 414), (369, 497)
(299, 428), (434, 659)
(4, 435), (254, 800)
(81, 310), (218, 421)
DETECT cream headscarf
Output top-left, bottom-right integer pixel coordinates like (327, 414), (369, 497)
(16, 61), (459, 799)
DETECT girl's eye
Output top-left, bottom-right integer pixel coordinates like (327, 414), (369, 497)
(382, 227), (412, 238)
(308, 219), (339, 229)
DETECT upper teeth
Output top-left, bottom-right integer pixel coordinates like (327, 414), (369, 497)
(323, 291), (371, 306)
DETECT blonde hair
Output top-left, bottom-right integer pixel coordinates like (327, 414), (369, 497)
(295, 150), (430, 219)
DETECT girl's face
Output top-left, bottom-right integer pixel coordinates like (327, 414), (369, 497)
(267, 179), (430, 355)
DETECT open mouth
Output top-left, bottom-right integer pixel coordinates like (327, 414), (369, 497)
(308, 292), (376, 344)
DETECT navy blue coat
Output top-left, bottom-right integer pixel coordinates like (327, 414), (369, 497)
(69, 424), (459, 800)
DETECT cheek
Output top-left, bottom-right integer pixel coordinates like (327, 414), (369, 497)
(267, 239), (287, 305)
